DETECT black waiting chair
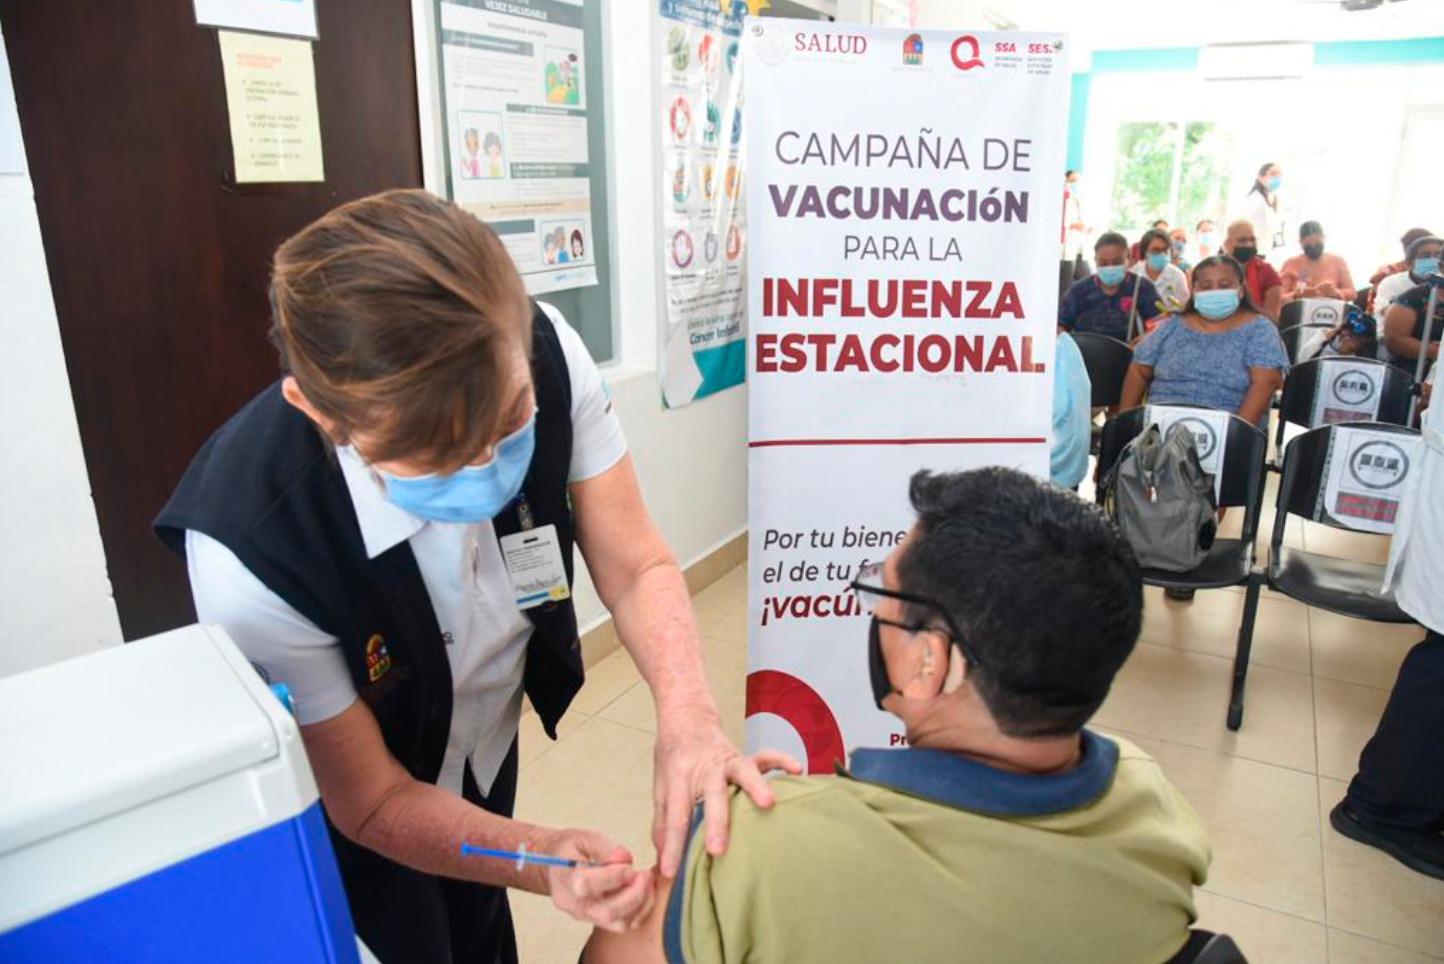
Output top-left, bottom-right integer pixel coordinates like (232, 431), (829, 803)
(1278, 322), (1335, 364)
(1228, 422), (1420, 729)
(1272, 357), (1414, 466)
(1166, 930), (1248, 964)
(1098, 405), (1270, 731)
(1072, 332), (1134, 409)
(1279, 297), (1349, 332)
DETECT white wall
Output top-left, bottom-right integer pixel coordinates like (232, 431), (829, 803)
(0, 24), (124, 676)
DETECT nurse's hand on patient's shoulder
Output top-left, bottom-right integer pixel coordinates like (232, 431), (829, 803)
(654, 714), (805, 879)
(544, 831), (655, 933)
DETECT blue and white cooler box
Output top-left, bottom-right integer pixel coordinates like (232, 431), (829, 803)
(0, 625), (369, 963)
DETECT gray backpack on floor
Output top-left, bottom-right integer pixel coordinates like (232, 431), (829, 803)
(1103, 422), (1219, 572)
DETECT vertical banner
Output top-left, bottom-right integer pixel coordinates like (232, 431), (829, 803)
(656, 0), (749, 408)
(439, 0), (598, 295)
(743, 22), (1068, 768)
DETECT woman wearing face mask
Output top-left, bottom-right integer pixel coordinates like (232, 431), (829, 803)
(1131, 228), (1191, 314)
(1374, 235), (1443, 326)
(1280, 221), (1357, 303)
(1238, 162), (1287, 264)
(1119, 255), (1289, 430)
(1169, 227), (1192, 272)
(154, 190), (788, 964)
(1195, 220), (1219, 261)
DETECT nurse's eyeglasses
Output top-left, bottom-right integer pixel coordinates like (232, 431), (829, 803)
(850, 561), (983, 670)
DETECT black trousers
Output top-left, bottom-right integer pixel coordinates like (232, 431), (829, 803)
(1346, 630), (1444, 831)
(341, 739), (521, 964)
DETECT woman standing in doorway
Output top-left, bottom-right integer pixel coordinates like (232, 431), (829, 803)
(1239, 162), (1287, 264)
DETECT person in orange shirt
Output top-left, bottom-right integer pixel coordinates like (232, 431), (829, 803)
(1280, 221), (1356, 304)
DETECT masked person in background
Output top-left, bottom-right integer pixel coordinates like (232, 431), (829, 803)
(155, 190), (786, 964)
(1374, 235), (1443, 331)
(1222, 220), (1283, 323)
(1369, 227), (1436, 297)
(1059, 232), (1168, 341)
(1170, 227), (1193, 273)
(1132, 228), (1191, 315)
(584, 468), (1212, 964)
(1195, 219), (1219, 262)
(1238, 162), (1287, 264)
(1280, 220), (1356, 304)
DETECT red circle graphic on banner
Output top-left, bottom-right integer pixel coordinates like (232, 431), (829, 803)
(745, 670), (846, 774)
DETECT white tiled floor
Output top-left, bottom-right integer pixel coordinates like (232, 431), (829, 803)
(510, 554), (1443, 963)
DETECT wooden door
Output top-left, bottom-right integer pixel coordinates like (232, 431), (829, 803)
(1, 1), (423, 638)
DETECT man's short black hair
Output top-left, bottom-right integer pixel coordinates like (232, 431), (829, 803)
(1094, 231), (1129, 254)
(896, 468), (1143, 738)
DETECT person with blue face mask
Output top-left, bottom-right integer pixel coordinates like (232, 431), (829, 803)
(1374, 235), (1444, 331)
(1120, 254), (1290, 431)
(155, 190), (786, 964)
(1058, 232), (1167, 340)
(1131, 228), (1191, 314)
(1239, 161), (1287, 264)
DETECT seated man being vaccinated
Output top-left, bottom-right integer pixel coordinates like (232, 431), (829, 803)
(586, 468), (1211, 964)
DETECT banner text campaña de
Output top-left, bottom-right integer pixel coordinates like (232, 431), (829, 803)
(756, 127), (1047, 377)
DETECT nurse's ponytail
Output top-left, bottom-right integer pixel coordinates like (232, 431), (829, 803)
(269, 189), (532, 472)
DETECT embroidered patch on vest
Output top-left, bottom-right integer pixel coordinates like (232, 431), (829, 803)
(365, 633), (393, 683)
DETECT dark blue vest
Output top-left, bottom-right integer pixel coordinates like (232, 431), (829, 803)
(155, 306), (585, 781)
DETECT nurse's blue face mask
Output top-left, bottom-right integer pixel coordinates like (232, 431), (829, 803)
(376, 411), (538, 523)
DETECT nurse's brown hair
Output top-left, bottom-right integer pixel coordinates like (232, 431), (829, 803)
(269, 189), (532, 472)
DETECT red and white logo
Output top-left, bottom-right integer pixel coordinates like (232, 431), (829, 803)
(950, 35), (984, 70)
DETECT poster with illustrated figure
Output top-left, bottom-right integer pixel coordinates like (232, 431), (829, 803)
(656, 0), (749, 408)
(745, 21), (1068, 770)
(440, 0), (597, 294)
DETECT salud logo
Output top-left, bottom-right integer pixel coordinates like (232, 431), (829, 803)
(1331, 369), (1376, 407)
(902, 33), (924, 66)
(1348, 441), (1409, 491)
(951, 34), (985, 70)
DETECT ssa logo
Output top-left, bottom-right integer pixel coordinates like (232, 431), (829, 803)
(951, 34), (985, 70)
(902, 32), (924, 66)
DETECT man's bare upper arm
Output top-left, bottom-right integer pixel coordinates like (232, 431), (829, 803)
(583, 873), (676, 964)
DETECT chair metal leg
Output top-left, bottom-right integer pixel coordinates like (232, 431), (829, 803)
(1227, 576), (1263, 731)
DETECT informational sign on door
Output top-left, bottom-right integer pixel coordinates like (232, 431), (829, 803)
(744, 21), (1068, 770)
(1322, 426), (1420, 535)
(1310, 358), (1385, 427)
(656, 0), (749, 408)
(439, 0), (597, 294)
(217, 31), (324, 183)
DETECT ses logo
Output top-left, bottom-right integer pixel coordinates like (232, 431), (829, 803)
(950, 34), (985, 70)
(1176, 416), (1220, 462)
(902, 32), (924, 66)
(1348, 440), (1410, 491)
(1331, 369), (1377, 407)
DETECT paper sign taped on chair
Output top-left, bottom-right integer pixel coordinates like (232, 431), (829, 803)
(1319, 426), (1421, 536)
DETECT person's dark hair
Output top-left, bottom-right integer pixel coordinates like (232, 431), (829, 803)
(269, 189), (533, 473)
(896, 468), (1143, 738)
(1094, 231), (1128, 254)
(570, 229), (585, 254)
(1151, 219), (1168, 230)
(1406, 235), (1444, 263)
(1183, 255), (1261, 316)
(1248, 161), (1277, 199)
(1298, 220), (1324, 241)
(1065, 169), (1076, 179)
(1196, 219), (1215, 232)
(1139, 228), (1170, 258)
(1401, 227), (1433, 255)
(483, 131), (502, 153)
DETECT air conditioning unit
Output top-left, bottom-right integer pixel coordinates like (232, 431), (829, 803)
(1199, 42), (1314, 82)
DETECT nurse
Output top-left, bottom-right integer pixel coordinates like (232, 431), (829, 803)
(1330, 368), (1444, 881)
(155, 190), (789, 962)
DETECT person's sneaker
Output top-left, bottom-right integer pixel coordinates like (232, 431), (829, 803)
(1164, 587), (1196, 601)
(1330, 801), (1444, 881)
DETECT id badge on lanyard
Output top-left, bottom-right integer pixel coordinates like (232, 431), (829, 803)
(500, 495), (571, 610)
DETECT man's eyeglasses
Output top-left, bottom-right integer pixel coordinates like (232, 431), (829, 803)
(849, 561), (983, 670)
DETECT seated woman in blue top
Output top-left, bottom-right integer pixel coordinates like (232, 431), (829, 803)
(1120, 255), (1289, 429)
